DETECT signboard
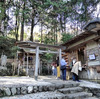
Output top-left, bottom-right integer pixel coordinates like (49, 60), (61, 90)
(89, 54), (95, 60)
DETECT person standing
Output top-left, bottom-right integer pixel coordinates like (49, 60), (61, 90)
(52, 62), (57, 76)
(71, 60), (82, 82)
(56, 57), (60, 78)
(52, 65), (55, 75)
(60, 56), (67, 80)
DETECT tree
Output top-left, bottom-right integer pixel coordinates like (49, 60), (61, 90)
(20, 0), (25, 41)
(0, 36), (17, 58)
(13, 1), (21, 41)
(61, 33), (74, 43)
(1, 0), (100, 43)
(69, 0), (100, 34)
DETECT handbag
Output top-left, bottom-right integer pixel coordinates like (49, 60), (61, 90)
(79, 66), (82, 71)
(60, 65), (66, 70)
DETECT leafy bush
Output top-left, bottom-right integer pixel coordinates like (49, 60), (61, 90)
(0, 62), (13, 76)
(6, 62), (12, 69)
(42, 66), (48, 75)
(0, 69), (8, 76)
(6, 62), (13, 76)
(19, 69), (27, 76)
(42, 66), (52, 75)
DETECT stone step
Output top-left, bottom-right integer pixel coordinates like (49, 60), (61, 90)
(63, 82), (80, 88)
(0, 82), (80, 97)
(54, 82), (79, 89)
(65, 92), (93, 99)
(0, 91), (67, 99)
(84, 97), (99, 99)
(58, 87), (83, 94)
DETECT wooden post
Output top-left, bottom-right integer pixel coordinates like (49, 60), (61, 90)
(18, 60), (20, 76)
(40, 61), (42, 74)
(17, 53), (20, 76)
(38, 57), (40, 75)
(23, 52), (25, 69)
(59, 49), (62, 65)
(27, 53), (29, 75)
(35, 46), (39, 80)
(47, 64), (49, 74)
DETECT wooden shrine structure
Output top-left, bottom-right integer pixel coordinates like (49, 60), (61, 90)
(16, 41), (64, 80)
(61, 18), (100, 79)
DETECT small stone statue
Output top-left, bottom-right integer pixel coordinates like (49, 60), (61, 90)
(1, 55), (7, 66)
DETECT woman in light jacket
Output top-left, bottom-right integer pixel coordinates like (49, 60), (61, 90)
(71, 60), (82, 82)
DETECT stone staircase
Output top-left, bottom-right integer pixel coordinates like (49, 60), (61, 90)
(57, 82), (98, 99)
(0, 80), (99, 99)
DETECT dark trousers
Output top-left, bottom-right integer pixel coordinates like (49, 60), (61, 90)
(73, 73), (79, 81)
(62, 69), (66, 80)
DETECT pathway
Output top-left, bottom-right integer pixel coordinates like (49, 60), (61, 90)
(0, 76), (99, 99)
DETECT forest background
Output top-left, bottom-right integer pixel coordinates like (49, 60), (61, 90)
(0, 0), (100, 58)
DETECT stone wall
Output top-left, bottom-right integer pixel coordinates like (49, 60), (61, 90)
(79, 41), (100, 80)
(79, 67), (100, 80)
(0, 58), (13, 64)
(0, 81), (79, 97)
(86, 41), (100, 66)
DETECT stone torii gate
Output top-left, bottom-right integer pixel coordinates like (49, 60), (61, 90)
(16, 41), (64, 80)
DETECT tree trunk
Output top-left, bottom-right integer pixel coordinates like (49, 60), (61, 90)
(16, 22), (19, 41)
(41, 22), (43, 43)
(64, 14), (66, 33)
(55, 27), (57, 44)
(54, 27), (56, 45)
(60, 15), (63, 33)
(15, 15), (18, 41)
(20, 2), (25, 41)
(3, 0), (6, 36)
(20, 19), (24, 41)
(0, 20), (1, 33)
(30, 18), (34, 41)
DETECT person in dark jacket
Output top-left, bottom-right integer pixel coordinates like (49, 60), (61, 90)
(60, 56), (67, 80)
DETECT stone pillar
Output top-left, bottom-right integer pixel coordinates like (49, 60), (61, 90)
(59, 49), (62, 77)
(26, 53), (29, 75)
(35, 46), (39, 80)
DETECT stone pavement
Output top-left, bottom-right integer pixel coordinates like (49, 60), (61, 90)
(0, 76), (99, 99)
(0, 76), (100, 88)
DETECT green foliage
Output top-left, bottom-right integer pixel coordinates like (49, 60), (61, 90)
(45, 53), (54, 61)
(0, 3), (5, 20)
(0, 36), (17, 58)
(44, 36), (54, 45)
(0, 0), (99, 43)
(61, 33), (74, 43)
(42, 66), (48, 75)
(10, 46), (19, 58)
(0, 62), (13, 76)
(41, 52), (55, 75)
(44, 31), (57, 45)
(41, 66), (52, 75)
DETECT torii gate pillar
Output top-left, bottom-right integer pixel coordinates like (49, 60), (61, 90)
(35, 46), (39, 80)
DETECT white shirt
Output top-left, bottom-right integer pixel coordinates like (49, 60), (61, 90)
(52, 66), (54, 70)
(60, 58), (67, 66)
